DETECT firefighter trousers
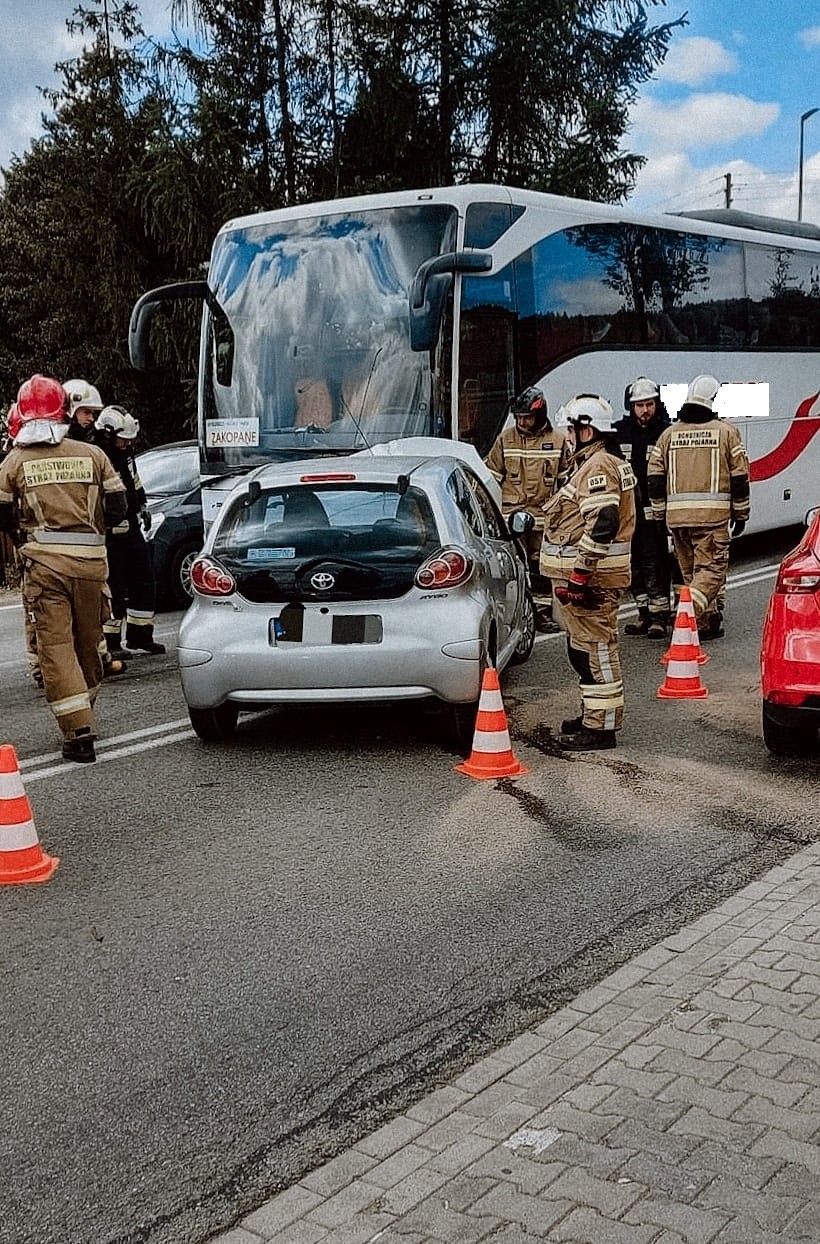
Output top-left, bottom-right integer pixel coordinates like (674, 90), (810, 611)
(105, 528), (159, 649)
(630, 511), (671, 618)
(21, 561), (106, 740)
(555, 588), (625, 732)
(670, 525), (730, 622)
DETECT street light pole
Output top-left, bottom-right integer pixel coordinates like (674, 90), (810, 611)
(798, 107), (818, 222)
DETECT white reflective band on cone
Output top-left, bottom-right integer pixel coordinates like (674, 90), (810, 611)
(478, 689), (505, 712)
(668, 659), (699, 678)
(0, 771), (26, 799)
(472, 728), (513, 752)
(0, 819), (39, 851)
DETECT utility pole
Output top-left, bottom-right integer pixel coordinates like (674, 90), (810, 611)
(723, 172), (733, 209)
(799, 108), (818, 221)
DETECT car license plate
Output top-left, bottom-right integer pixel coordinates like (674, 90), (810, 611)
(271, 606), (382, 645)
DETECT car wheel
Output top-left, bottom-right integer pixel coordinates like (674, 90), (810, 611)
(762, 702), (816, 756)
(168, 540), (202, 610)
(508, 588), (536, 666)
(188, 702), (239, 742)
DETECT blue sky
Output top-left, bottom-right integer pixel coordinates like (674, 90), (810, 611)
(0, 0), (819, 225)
(627, 0), (820, 221)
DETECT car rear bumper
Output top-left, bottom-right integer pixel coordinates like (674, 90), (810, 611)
(178, 598), (487, 709)
(762, 698), (820, 728)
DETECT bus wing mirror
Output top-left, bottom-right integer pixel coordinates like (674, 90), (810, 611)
(409, 251), (492, 352)
(128, 280), (213, 371)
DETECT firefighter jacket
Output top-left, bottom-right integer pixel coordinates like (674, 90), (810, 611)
(96, 436), (147, 535)
(647, 407), (750, 529)
(485, 423), (570, 529)
(0, 437), (127, 581)
(613, 405), (671, 519)
(540, 440), (637, 588)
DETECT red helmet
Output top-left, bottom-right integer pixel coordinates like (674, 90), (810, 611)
(6, 402), (22, 440)
(17, 374), (67, 422)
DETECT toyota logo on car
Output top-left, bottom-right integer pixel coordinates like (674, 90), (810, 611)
(310, 572), (336, 591)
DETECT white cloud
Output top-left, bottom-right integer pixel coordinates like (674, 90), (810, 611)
(629, 152), (820, 226)
(632, 94), (780, 154)
(798, 26), (820, 49)
(657, 37), (738, 87)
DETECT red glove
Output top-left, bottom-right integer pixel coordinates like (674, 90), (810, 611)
(555, 568), (595, 608)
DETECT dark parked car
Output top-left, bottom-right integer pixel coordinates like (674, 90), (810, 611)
(135, 441), (204, 609)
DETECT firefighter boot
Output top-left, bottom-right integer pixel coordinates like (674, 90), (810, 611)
(125, 622), (166, 655)
(560, 714), (584, 734)
(102, 651), (127, 677)
(558, 725), (616, 751)
(62, 727), (97, 764)
(624, 607), (650, 635)
(700, 610), (725, 640)
(535, 606), (561, 634)
(647, 611), (669, 640)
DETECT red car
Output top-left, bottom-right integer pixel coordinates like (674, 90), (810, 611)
(760, 507), (820, 754)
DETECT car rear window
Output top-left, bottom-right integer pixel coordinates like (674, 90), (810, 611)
(136, 447), (199, 495)
(213, 483), (440, 602)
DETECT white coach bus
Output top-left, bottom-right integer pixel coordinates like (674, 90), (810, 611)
(129, 184), (820, 534)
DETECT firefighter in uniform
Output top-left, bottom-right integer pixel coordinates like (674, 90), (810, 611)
(64, 378), (105, 443)
(647, 375), (750, 639)
(0, 375), (127, 763)
(540, 394), (636, 751)
(485, 386), (571, 632)
(94, 405), (165, 655)
(614, 377), (673, 639)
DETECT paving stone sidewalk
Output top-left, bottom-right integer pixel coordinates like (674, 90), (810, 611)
(213, 842), (820, 1244)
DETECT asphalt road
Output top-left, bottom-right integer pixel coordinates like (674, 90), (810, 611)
(1, 527), (817, 1244)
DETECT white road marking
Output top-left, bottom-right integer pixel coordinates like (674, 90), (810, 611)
(22, 730), (196, 783)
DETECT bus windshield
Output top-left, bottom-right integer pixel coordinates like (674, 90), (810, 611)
(201, 203), (458, 470)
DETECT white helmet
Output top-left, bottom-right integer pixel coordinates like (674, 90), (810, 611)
(95, 405), (127, 434)
(685, 374), (720, 411)
(564, 393), (616, 433)
(64, 379), (104, 416)
(118, 412), (140, 440)
(626, 376), (660, 406)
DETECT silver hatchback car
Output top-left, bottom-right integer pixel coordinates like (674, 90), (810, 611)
(178, 454), (535, 741)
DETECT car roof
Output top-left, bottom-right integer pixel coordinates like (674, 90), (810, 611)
(245, 455), (467, 490)
(137, 440), (197, 457)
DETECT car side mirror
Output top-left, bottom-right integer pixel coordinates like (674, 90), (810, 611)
(509, 510), (534, 535)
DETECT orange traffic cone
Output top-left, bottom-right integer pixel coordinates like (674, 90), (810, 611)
(0, 744), (59, 885)
(456, 667), (529, 779)
(662, 586), (708, 666)
(657, 588), (709, 699)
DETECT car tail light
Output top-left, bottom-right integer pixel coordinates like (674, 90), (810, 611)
(415, 548), (473, 589)
(191, 556), (236, 597)
(775, 546), (820, 594)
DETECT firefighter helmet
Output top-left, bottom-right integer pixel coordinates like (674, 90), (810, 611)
(685, 374), (720, 411)
(6, 402), (22, 441)
(95, 405), (127, 434)
(118, 412), (140, 440)
(511, 385), (548, 432)
(17, 375), (67, 422)
(624, 376), (660, 409)
(564, 393), (616, 433)
(64, 379), (104, 416)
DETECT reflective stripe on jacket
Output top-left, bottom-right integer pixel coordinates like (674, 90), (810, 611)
(540, 444), (637, 588)
(647, 418), (750, 527)
(485, 425), (570, 527)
